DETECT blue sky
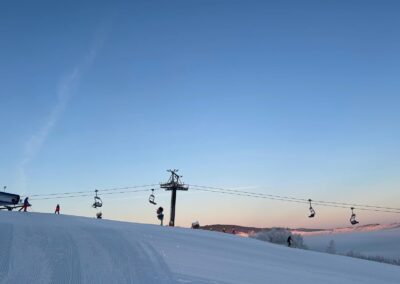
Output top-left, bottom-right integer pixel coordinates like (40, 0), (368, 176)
(0, 0), (399, 228)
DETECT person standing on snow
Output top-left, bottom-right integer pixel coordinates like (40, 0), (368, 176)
(157, 207), (164, 226)
(55, 204), (60, 214)
(19, 197), (30, 212)
(287, 235), (293, 247)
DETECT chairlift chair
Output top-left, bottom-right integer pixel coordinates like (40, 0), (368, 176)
(350, 207), (359, 225)
(149, 189), (157, 205)
(308, 199), (316, 218)
(92, 190), (103, 209)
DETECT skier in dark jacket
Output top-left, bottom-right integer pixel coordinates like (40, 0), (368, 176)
(55, 204), (60, 214)
(19, 197), (30, 212)
(287, 235), (292, 247)
(157, 207), (164, 226)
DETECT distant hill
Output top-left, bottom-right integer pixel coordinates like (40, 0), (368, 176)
(293, 223), (400, 236)
(201, 223), (400, 236)
(200, 224), (328, 235)
(200, 224), (267, 235)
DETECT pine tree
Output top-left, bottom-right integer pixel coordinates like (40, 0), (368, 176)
(326, 240), (336, 254)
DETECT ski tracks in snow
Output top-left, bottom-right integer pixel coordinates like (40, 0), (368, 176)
(0, 221), (53, 284)
(41, 226), (82, 284)
(2, 213), (400, 284)
(0, 223), (12, 282)
(78, 227), (176, 284)
(0, 218), (176, 284)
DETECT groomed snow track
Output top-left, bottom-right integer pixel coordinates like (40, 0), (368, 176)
(0, 212), (399, 284)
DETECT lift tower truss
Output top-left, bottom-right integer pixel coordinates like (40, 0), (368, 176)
(160, 169), (188, 226)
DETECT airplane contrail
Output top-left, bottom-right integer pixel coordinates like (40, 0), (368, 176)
(17, 34), (106, 193)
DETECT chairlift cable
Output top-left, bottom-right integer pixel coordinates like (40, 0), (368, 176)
(31, 188), (159, 201)
(29, 184), (159, 198)
(189, 184), (400, 212)
(189, 186), (400, 214)
(189, 184), (306, 202)
(26, 182), (400, 214)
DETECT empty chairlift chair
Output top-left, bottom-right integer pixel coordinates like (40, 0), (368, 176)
(308, 199), (316, 218)
(149, 189), (157, 205)
(350, 207), (359, 225)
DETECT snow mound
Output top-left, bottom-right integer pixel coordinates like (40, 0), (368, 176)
(0, 212), (399, 284)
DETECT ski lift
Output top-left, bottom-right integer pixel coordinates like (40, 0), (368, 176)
(308, 199), (316, 218)
(92, 190), (103, 209)
(350, 207), (359, 225)
(149, 188), (157, 205)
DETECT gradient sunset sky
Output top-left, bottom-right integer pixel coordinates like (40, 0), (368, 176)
(0, 0), (399, 228)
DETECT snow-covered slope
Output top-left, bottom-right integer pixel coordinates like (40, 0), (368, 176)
(0, 212), (399, 284)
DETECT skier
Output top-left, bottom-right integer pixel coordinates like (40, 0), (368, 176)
(287, 235), (292, 247)
(157, 207), (164, 226)
(19, 197), (30, 212)
(55, 204), (60, 214)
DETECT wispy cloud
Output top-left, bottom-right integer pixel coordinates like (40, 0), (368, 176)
(17, 36), (105, 193)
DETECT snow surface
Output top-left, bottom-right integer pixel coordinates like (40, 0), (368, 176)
(0, 212), (399, 284)
(304, 227), (400, 259)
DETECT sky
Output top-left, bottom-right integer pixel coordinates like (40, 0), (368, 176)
(0, 0), (399, 228)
